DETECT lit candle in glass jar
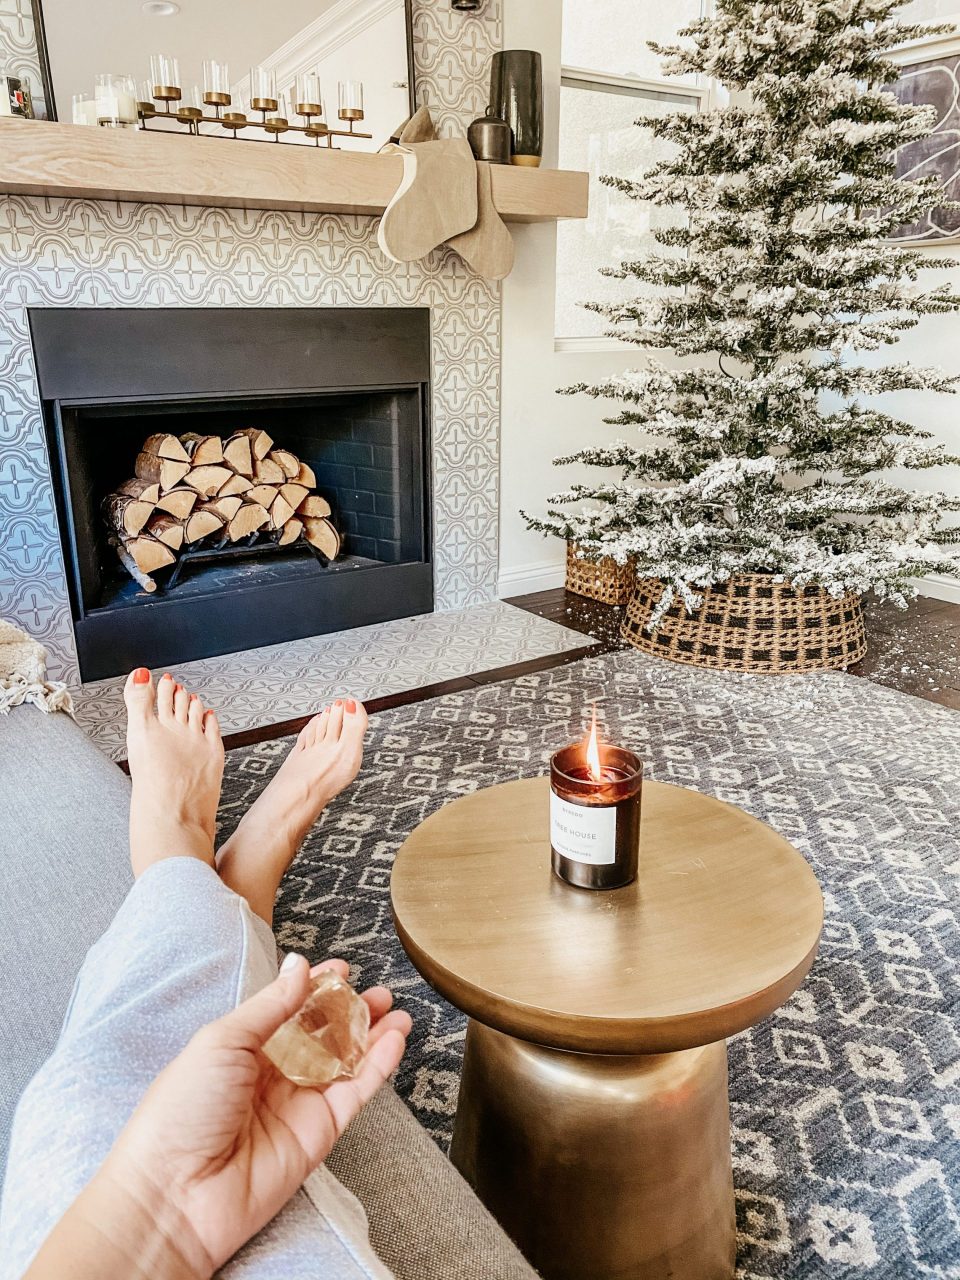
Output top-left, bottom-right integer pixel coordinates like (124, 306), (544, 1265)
(549, 707), (643, 890)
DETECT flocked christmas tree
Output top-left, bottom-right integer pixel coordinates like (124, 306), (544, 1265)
(526, 0), (960, 627)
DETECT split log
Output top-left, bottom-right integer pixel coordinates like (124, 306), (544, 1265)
(303, 516), (341, 561)
(223, 433), (254, 478)
(103, 493), (153, 538)
(141, 432), (189, 463)
(277, 517), (303, 547)
(154, 487), (198, 520)
(226, 502), (269, 542)
(219, 473), (253, 498)
(135, 451), (191, 493)
(199, 495), (243, 523)
(235, 427), (274, 461)
(116, 478), (161, 505)
(253, 456), (285, 486)
(297, 494), (332, 519)
(246, 484), (279, 509)
(181, 433), (224, 466)
(270, 492), (295, 529)
(295, 462), (316, 488)
(119, 533), (176, 576)
(279, 483), (309, 511)
(183, 509), (226, 543)
(109, 535), (157, 593)
(269, 449), (300, 479)
(183, 465), (233, 498)
(146, 514), (185, 551)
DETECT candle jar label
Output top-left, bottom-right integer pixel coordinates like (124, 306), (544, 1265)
(550, 792), (616, 865)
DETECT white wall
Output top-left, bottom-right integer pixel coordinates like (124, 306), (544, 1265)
(498, 0), (960, 602)
(499, 0), (626, 596)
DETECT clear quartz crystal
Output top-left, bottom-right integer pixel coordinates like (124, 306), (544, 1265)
(263, 969), (370, 1087)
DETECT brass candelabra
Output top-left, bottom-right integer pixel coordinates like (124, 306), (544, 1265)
(139, 63), (371, 148)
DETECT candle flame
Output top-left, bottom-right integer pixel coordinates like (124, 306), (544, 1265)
(585, 704), (603, 781)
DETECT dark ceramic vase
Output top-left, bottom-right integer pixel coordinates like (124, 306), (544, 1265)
(490, 49), (543, 167)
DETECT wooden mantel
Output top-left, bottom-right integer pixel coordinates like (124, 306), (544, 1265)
(0, 119), (588, 223)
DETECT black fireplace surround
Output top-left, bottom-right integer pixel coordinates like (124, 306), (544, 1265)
(32, 308), (433, 682)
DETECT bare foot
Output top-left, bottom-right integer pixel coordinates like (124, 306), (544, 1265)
(124, 668), (225, 878)
(216, 698), (368, 923)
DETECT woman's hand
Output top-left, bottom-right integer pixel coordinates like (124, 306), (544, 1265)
(107, 954), (410, 1274)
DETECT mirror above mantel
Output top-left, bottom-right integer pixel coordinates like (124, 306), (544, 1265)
(25, 0), (415, 151)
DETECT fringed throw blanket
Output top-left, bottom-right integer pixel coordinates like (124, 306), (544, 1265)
(0, 619), (73, 715)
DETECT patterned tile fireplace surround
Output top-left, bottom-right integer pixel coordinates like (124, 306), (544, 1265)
(0, 0), (504, 686)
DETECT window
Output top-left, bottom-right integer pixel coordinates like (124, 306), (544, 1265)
(556, 1), (707, 347)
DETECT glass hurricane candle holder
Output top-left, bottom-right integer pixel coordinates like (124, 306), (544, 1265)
(202, 59), (230, 107)
(72, 92), (97, 126)
(549, 722), (642, 890)
(95, 73), (138, 128)
(338, 79), (363, 121)
(264, 91), (289, 137)
(249, 66), (277, 113)
(137, 80), (157, 120)
(150, 53), (181, 102)
(176, 84), (203, 125)
(295, 70), (322, 117)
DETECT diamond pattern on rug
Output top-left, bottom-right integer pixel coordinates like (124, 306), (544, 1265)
(218, 650), (960, 1278)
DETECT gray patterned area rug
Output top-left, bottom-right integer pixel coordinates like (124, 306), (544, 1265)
(217, 650), (960, 1279)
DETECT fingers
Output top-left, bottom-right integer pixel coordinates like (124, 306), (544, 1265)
(366, 1008), (412, 1047)
(310, 958), (349, 979)
(360, 985), (393, 1023)
(321, 1029), (409, 1138)
(211, 952), (312, 1050)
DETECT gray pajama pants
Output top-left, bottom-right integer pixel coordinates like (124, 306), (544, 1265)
(0, 857), (394, 1280)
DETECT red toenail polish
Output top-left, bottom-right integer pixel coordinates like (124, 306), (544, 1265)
(189, 693), (198, 701)
(132, 667), (149, 685)
(162, 673), (173, 681)
(334, 699), (343, 707)
(345, 699), (357, 713)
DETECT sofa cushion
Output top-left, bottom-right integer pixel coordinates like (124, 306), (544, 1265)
(0, 707), (133, 1180)
(328, 1084), (539, 1280)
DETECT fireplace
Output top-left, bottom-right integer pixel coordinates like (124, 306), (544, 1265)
(32, 308), (433, 682)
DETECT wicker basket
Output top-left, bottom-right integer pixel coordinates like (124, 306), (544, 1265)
(621, 573), (867, 673)
(565, 543), (635, 605)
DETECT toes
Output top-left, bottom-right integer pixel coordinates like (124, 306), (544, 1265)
(157, 672), (176, 720)
(299, 708), (327, 749)
(203, 708), (222, 748)
(173, 683), (190, 724)
(327, 700), (345, 741)
(342, 698), (368, 740)
(188, 693), (205, 732)
(123, 668), (155, 720)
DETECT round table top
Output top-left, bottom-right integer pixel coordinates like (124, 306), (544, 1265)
(390, 777), (823, 1055)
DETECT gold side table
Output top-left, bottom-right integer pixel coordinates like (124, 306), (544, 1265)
(390, 777), (823, 1280)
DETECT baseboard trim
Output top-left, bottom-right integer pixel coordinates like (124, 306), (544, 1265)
(498, 559), (566, 597)
(918, 574), (960, 604)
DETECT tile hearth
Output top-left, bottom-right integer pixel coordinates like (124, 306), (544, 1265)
(73, 601), (588, 759)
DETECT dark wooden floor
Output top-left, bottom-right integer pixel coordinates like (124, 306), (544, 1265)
(506, 588), (960, 712)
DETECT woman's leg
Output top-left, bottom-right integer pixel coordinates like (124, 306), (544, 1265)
(124, 667), (224, 877)
(215, 698), (368, 925)
(1, 677), (387, 1280)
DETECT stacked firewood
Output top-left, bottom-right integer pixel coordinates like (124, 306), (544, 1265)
(104, 429), (340, 592)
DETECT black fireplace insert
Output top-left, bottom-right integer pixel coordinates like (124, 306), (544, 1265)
(31, 307), (433, 681)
